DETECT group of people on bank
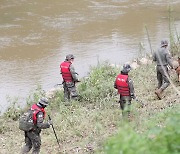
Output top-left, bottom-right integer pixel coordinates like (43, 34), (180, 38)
(20, 54), (80, 154)
(20, 39), (178, 153)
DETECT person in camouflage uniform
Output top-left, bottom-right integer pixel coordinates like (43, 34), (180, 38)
(21, 98), (52, 154)
(153, 39), (174, 100)
(114, 64), (136, 119)
(60, 54), (79, 101)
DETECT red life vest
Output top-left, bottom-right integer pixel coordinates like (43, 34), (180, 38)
(115, 74), (130, 96)
(31, 104), (45, 124)
(60, 61), (73, 82)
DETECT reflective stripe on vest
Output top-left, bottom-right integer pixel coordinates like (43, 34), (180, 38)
(115, 74), (130, 96)
(31, 104), (45, 124)
(60, 61), (73, 82)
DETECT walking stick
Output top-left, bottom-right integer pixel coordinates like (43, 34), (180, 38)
(54, 83), (63, 87)
(48, 115), (61, 150)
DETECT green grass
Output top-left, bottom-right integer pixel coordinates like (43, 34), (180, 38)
(0, 62), (179, 154)
(104, 106), (180, 154)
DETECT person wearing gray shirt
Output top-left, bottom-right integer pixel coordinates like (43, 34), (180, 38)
(153, 39), (173, 100)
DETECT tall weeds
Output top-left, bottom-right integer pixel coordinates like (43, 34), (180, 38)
(168, 5), (180, 56)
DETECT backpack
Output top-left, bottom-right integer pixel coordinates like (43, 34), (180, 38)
(19, 109), (35, 131)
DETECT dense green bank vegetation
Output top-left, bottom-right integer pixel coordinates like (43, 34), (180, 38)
(0, 60), (179, 153)
(104, 106), (180, 154)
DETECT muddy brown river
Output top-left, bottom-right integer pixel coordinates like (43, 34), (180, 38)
(0, 0), (180, 112)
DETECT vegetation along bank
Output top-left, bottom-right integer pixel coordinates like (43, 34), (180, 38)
(0, 51), (180, 154)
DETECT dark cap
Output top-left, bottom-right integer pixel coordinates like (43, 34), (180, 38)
(66, 54), (75, 61)
(122, 64), (131, 73)
(161, 39), (168, 47)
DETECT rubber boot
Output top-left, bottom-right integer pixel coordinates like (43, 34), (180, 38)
(155, 88), (163, 100)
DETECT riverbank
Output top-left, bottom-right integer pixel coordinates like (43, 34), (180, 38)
(1, 0), (180, 113)
(0, 59), (179, 153)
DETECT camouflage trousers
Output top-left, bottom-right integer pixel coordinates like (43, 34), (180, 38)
(119, 96), (131, 119)
(156, 65), (170, 90)
(21, 131), (41, 154)
(63, 82), (78, 101)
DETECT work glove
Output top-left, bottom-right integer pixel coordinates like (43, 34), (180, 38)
(131, 94), (136, 99)
(48, 120), (53, 126)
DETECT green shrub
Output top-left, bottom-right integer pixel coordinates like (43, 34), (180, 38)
(104, 124), (149, 154)
(78, 62), (119, 104)
(3, 97), (22, 121)
(149, 113), (180, 154)
(104, 110), (180, 154)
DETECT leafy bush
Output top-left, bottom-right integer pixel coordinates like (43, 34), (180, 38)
(3, 97), (22, 121)
(149, 113), (180, 154)
(78, 62), (119, 103)
(104, 110), (180, 154)
(104, 124), (149, 154)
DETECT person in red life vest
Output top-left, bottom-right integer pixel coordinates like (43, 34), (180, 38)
(114, 64), (136, 119)
(60, 54), (79, 101)
(21, 97), (52, 154)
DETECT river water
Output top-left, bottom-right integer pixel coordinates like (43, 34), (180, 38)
(0, 0), (180, 112)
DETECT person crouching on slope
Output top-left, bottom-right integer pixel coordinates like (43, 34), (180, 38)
(114, 64), (136, 120)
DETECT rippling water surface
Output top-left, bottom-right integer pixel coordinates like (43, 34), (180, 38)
(0, 0), (180, 112)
